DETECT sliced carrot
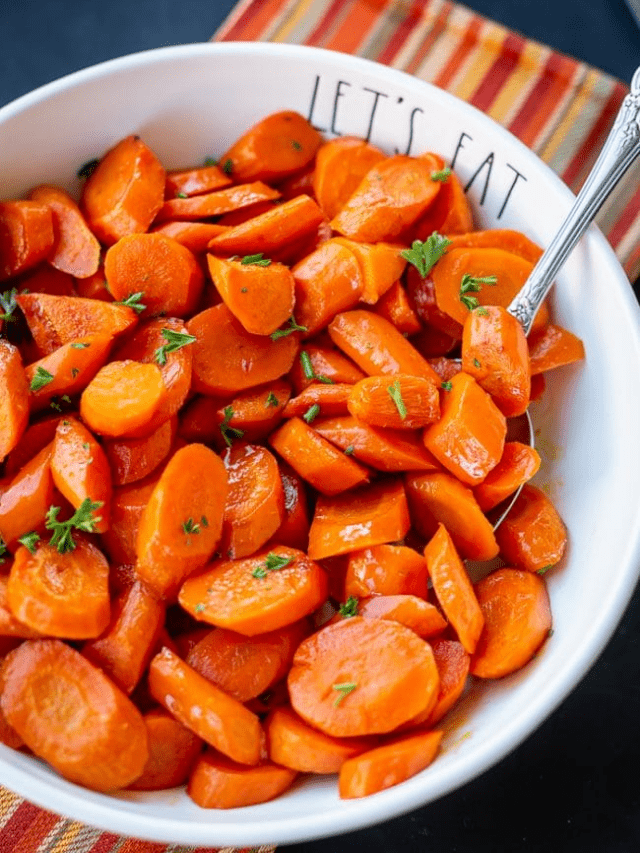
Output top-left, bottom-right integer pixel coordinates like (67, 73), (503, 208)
(25, 334), (115, 406)
(16, 292), (137, 356)
(283, 383), (351, 419)
(470, 567), (552, 678)
(413, 160), (473, 238)
(128, 709), (203, 791)
(423, 523), (484, 654)
(179, 546), (328, 636)
(186, 620), (309, 703)
(0, 200), (55, 281)
(206, 253), (294, 336)
(165, 163), (232, 197)
(150, 220), (228, 252)
(313, 136), (386, 220)
(187, 750), (296, 808)
(29, 184), (101, 278)
(215, 199), (278, 226)
(423, 372), (506, 486)
(0, 443), (54, 549)
(330, 154), (442, 243)
(333, 237), (408, 305)
(289, 343), (365, 393)
(0, 664), (24, 748)
(206, 195), (325, 256)
(18, 263), (77, 296)
(314, 415), (441, 473)
(267, 465), (310, 552)
(7, 537), (110, 639)
(307, 478), (410, 561)
(103, 415), (177, 486)
(328, 310), (440, 384)
(291, 238), (364, 337)
(3, 415), (60, 479)
(495, 484), (567, 573)
(339, 728), (442, 798)
(474, 441), (541, 512)
(80, 360), (167, 437)
(0, 638), (149, 791)
(348, 374), (440, 429)
(155, 181), (280, 223)
(80, 134), (166, 245)
(406, 266), (463, 340)
(288, 617), (439, 736)
(277, 162), (316, 200)
(82, 580), (165, 694)
(187, 303), (299, 396)
(74, 264), (112, 301)
(0, 341), (29, 463)
(269, 416), (370, 496)
(357, 594), (447, 638)
(528, 323), (586, 374)
(0, 575), (42, 639)
(266, 705), (376, 774)
(405, 471), (499, 562)
(100, 474), (159, 565)
(374, 280), (422, 335)
(220, 110), (322, 183)
(135, 443), (228, 599)
(446, 228), (543, 263)
(344, 544), (429, 599)
(425, 355), (461, 380)
(50, 416), (111, 532)
(425, 638), (470, 726)
(221, 443), (285, 559)
(148, 646), (265, 765)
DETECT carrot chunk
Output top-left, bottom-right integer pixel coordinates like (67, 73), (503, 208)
(80, 360), (167, 437)
(25, 334), (115, 405)
(0, 200), (55, 281)
(188, 750), (296, 809)
(474, 441), (541, 512)
(344, 544), (429, 599)
(155, 181), (280, 223)
(0, 443), (54, 549)
(313, 136), (386, 220)
(128, 709), (202, 791)
(0, 341), (29, 463)
(425, 638), (470, 725)
(494, 484), (567, 573)
(528, 323), (586, 374)
(357, 594), (447, 638)
(348, 374), (440, 429)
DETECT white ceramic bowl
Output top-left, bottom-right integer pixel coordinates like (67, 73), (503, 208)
(1, 41), (640, 848)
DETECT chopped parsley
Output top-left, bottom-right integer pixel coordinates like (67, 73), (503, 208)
(45, 498), (104, 553)
(270, 316), (308, 340)
(117, 292), (146, 314)
(537, 564), (553, 575)
(303, 404), (320, 424)
(344, 445), (355, 456)
(0, 536), (8, 564)
(387, 380), (407, 420)
(241, 253), (271, 267)
(473, 358), (481, 368)
(18, 531), (40, 554)
(0, 288), (19, 324)
(300, 351), (334, 385)
(251, 551), (294, 578)
(431, 167), (452, 182)
(70, 342), (91, 349)
(29, 366), (55, 392)
(154, 328), (197, 366)
(265, 391), (280, 408)
(459, 274), (497, 311)
(401, 232), (451, 278)
(222, 158), (233, 174)
(220, 406), (244, 447)
(291, 139), (303, 151)
(338, 596), (359, 618)
(182, 517), (202, 537)
(441, 380), (453, 391)
(204, 156), (218, 167)
(333, 682), (357, 706)
(77, 158), (99, 179)
(175, 191), (188, 199)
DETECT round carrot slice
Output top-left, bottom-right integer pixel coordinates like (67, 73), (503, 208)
(80, 360), (167, 437)
(188, 749), (297, 809)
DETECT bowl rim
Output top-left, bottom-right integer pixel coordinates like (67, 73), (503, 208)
(2, 39), (640, 848)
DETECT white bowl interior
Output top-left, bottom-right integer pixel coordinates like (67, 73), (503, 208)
(1, 42), (640, 847)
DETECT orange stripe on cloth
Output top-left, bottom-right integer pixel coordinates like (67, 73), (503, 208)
(0, 799), (59, 853)
(469, 32), (525, 112)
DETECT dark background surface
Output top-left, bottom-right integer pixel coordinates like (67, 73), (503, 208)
(2, 2), (640, 852)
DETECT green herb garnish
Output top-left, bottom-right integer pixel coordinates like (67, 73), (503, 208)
(441, 380), (453, 391)
(45, 498), (104, 554)
(70, 342), (90, 349)
(29, 367), (54, 392)
(459, 274), (497, 311)
(77, 158), (99, 179)
(303, 404), (320, 424)
(387, 380), (407, 420)
(333, 682), (357, 706)
(252, 551), (294, 578)
(0, 288), (19, 324)
(400, 232), (451, 278)
(265, 391), (279, 408)
(204, 156), (218, 167)
(431, 167), (451, 182)
(339, 596), (359, 618)
(241, 253), (271, 267)
(117, 292), (146, 314)
(270, 316), (308, 340)
(300, 351), (334, 385)
(175, 191), (188, 199)
(344, 445), (355, 455)
(222, 158), (233, 174)
(220, 406), (244, 447)
(18, 531), (40, 554)
(154, 328), (197, 366)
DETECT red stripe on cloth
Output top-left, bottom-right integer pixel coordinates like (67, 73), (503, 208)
(404, 1), (454, 76)
(607, 181), (640, 249)
(376, 0), (426, 65)
(306, 0), (353, 45)
(561, 80), (627, 189)
(220, 0), (289, 41)
(87, 830), (122, 853)
(324, 0), (386, 53)
(433, 15), (483, 90)
(0, 801), (59, 853)
(469, 32), (525, 112)
(508, 51), (578, 146)
(117, 837), (180, 852)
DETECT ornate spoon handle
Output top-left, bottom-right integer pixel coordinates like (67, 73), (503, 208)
(508, 66), (640, 334)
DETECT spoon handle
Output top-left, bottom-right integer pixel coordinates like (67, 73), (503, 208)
(508, 66), (640, 334)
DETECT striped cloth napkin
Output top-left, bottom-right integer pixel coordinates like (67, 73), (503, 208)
(2, 1), (638, 852)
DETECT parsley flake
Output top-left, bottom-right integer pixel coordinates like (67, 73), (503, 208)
(270, 316), (308, 340)
(387, 380), (407, 420)
(537, 564), (553, 575)
(71, 367), (80, 378)
(45, 498), (104, 553)
(473, 358), (481, 368)
(240, 253), (271, 267)
(333, 682), (357, 706)
(0, 288), (19, 324)
(252, 551), (294, 578)
(194, 602), (206, 614)
(441, 380), (453, 391)
(339, 596), (359, 618)
(175, 191), (188, 199)
(182, 517), (201, 537)
(291, 139), (302, 150)
(204, 156), (218, 167)
(117, 292), (146, 314)
(222, 158), (233, 174)
(265, 391), (279, 408)
(459, 274), (497, 311)
(431, 167), (452, 182)
(18, 531), (40, 554)
(300, 351), (334, 385)
(344, 445), (355, 456)
(70, 342), (90, 349)
(400, 232), (451, 278)
(475, 306), (489, 317)
(0, 536), (8, 564)
(30, 366), (55, 392)
(154, 328), (197, 366)
(303, 404), (320, 424)
(220, 406), (245, 447)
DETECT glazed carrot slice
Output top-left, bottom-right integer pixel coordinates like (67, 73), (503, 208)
(413, 158), (473, 239)
(74, 264), (112, 301)
(267, 465), (310, 552)
(423, 523), (484, 654)
(425, 638), (470, 726)
(80, 360), (167, 437)
(269, 416), (370, 496)
(290, 238), (364, 337)
(423, 372), (506, 486)
(307, 478), (410, 561)
(7, 538), (110, 639)
(446, 228), (543, 263)
(373, 280), (422, 335)
(495, 484), (567, 573)
(206, 253), (294, 336)
(148, 646), (265, 765)
(528, 323), (586, 374)
(80, 134), (166, 245)
(425, 354), (461, 380)
(186, 620), (309, 703)
(431, 246), (533, 326)
(328, 310), (441, 384)
(165, 163), (232, 197)
(221, 443), (286, 559)
(266, 706), (376, 774)
(474, 441), (541, 512)
(128, 709), (203, 791)
(0, 341), (29, 463)
(155, 181), (280, 223)
(330, 154), (442, 243)
(357, 594), (447, 638)
(25, 334), (115, 406)
(150, 220), (228, 252)
(220, 110), (322, 183)
(29, 184), (101, 278)
(0, 443), (54, 549)
(103, 415), (177, 487)
(3, 415), (60, 479)
(314, 415), (441, 473)
(207, 195), (325, 256)
(0, 669), (24, 749)
(0, 200), (54, 281)
(18, 263), (77, 296)
(289, 343), (365, 393)
(347, 374), (440, 429)
(344, 544), (429, 599)
(405, 266), (463, 340)
(16, 292), (137, 356)
(215, 199), (279, 227)
(283, 383), (351, 419)
(179, 546), (328, 636)
(135, 443), (228, 599)
(187, 303), (299, 396)
(51, 416), (111, 532)
(405, 471), (499, 562)
(100, 474), (159, 565)
(288, 617), (439, 737)
(82, 580), (165, 694)
(339, 728), (443, 798)
(0, 638), (149, 791)
(188, 750), (296, 809)
(333, 237), (408, 305)
(470, 567), (552, 678)
(104, 232), (204, 318)
(0, 575), (42, 639)
(313, 136), (387, 220)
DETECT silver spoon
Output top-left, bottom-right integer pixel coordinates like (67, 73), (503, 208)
(490, 66), (640, 529)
